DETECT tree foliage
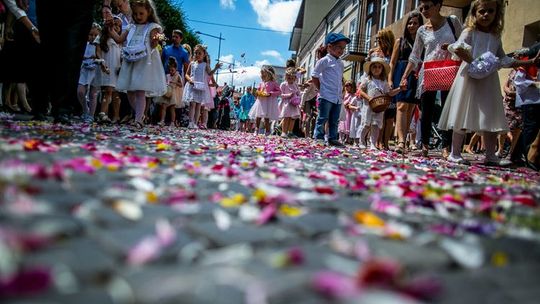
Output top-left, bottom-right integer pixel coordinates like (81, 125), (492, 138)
(94, 0), (201, 47)
(153, 0), (201, 47)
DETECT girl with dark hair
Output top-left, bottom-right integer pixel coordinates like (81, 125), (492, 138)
(390, 11), (424, 153)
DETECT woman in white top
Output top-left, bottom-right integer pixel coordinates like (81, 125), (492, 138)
(399, 0), (462, 157)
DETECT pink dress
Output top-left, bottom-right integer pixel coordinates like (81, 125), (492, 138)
(341, 93), (354, 133)
(248, 81), (281, 120)
(279, 81), (301, 119)
(203, 75), (215, 110)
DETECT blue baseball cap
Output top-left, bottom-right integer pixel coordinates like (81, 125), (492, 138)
(325, 32), (351, 45)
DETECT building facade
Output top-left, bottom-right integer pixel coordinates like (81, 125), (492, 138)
(290, 0), (470, 83)
(498, 0), (540, 88)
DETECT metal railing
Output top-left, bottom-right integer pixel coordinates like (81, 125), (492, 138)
(344, 35), (370, 55)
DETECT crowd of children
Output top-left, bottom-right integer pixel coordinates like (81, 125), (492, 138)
(0, 0), (539, 169)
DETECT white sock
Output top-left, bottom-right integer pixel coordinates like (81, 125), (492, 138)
(370, 126), (380, 148)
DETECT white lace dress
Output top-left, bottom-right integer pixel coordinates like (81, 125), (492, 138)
(183, 61), (211, 104)
(409, 15), (463, 98)
(99, 38), (121, 88)
(438, 30), (514, 132)
(116, 23), (167, 97)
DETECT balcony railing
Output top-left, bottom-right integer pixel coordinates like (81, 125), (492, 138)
(342, 36), (370, 62)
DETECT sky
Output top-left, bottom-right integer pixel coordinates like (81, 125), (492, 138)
(178, 0), (302, 87)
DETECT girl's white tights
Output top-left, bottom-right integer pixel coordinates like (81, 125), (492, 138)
(77, 85), (98, 117)
(88, 86), (98, 117)
(360, 126), (369, 146)
(189, 102), (201, 125)
(369, 126), (380, 149)
(127, 90), (146, 123)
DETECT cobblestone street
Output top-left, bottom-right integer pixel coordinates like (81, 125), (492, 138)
(1, 117), (540, 303)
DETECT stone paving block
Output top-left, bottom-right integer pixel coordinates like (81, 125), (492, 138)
(122, 266), (249, 304)
(4, 214), (86, 239)
(6, 289), (116, 304)
(23, 238), (116, 284)
(480, 236), (540, 264)
(364, 236), (452, 272)
(93, 223), (192, 261)
(187, 221), (298, 247)
(279, 212), (339, 237)
(254, 242), (361, 274)
(33, 192), (94, 214)
(435, 271), (513, 304)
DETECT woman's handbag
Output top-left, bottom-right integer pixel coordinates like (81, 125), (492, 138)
(423, 59), (461, 91)
(422, 16), (461, 92)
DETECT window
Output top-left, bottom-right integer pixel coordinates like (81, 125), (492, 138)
(340, 9), (345, 19)
(367, 2), (374, 14)
(415, 0), (420, 9)
(379, 0), (388, 29)
(352, 0), (358, 7)
(395, 0), (405, 21)
(365, 17), (372, 51)
(349, 18), (357, 37)
(307, 54), (313, 78)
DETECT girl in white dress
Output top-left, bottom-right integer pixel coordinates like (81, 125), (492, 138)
(110, 0), (166, 128)
(77, 23), (105, 123)
(356, 57), (403, 150)
(97, 16), (122, 124)
(183, 45), (219, 129)
(438, 0), (540, 166)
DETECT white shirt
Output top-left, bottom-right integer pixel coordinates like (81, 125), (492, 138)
(311, 54), (344, 104)
(514, 70), (540, 107)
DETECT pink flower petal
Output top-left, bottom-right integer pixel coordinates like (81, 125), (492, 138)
(312, 271), (357, 299)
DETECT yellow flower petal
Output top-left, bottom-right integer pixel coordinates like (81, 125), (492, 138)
(354, 211), (385, 227)
(146, 191), (158, 204)
(253, 188), (266, 201)
(491, 251), (508, 267)
(91, 158), (103, 169)
(279, 205), (302, 217)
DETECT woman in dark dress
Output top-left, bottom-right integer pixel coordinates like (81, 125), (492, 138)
(390, 11), (424, 153)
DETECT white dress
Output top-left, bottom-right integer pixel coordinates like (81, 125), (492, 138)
(116, 23), (167, 97)
(349, 96), (363, 139)
(183, 61), (211, 104)
(438, 30), (514, 133)
(78, 42), (97, 86)
(99, 38), (121, 88)
(359, 79), (389, 129)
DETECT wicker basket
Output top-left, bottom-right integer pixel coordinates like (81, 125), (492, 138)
(369, 95), (392, 113)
